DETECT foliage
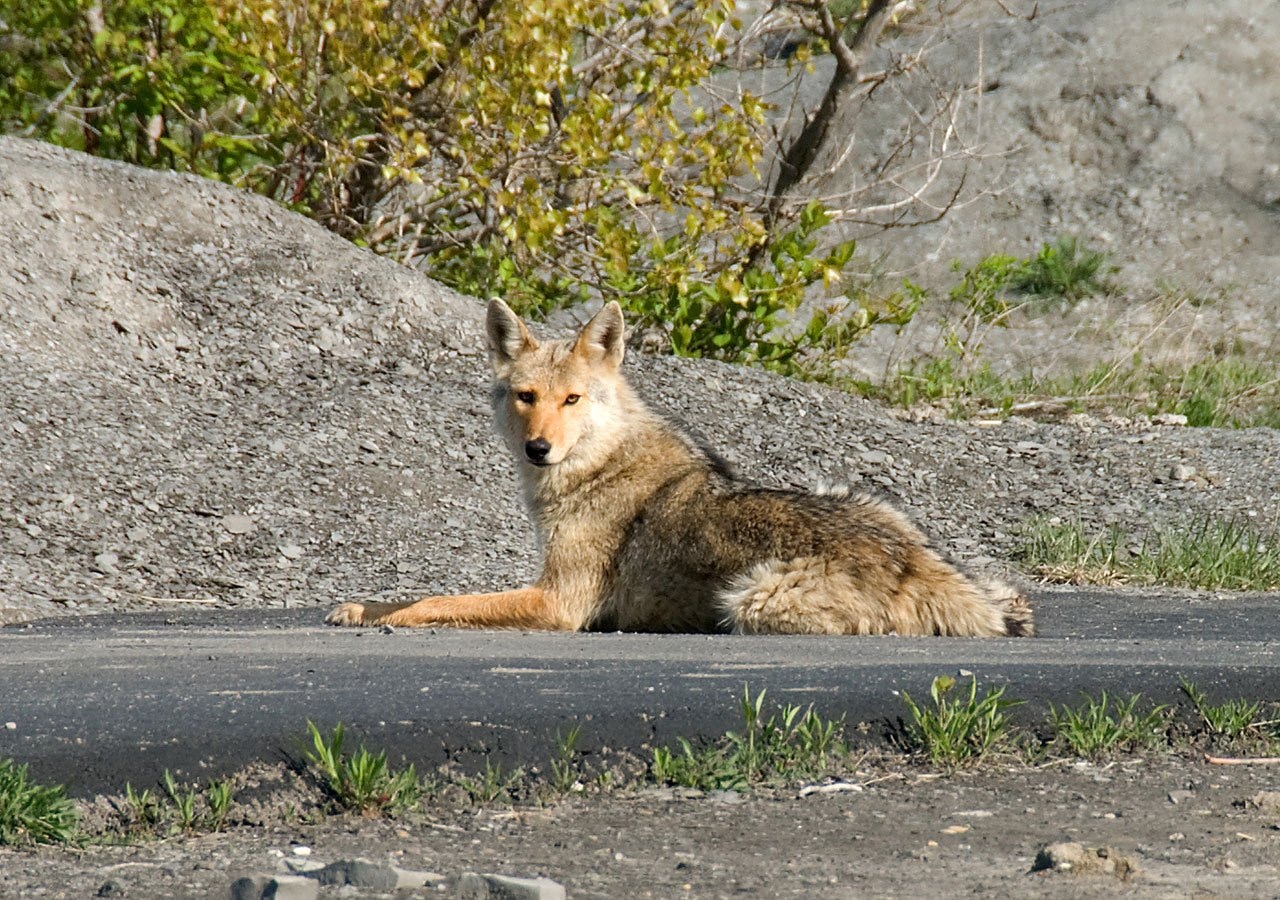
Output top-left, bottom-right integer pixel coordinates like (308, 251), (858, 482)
(1178, 678), (1268, 740)
(1018, 517), (1280, 591)
(161, 770), (200, 832)
(1, 1), (923, 367)
(1011, 236), (1113, 301)
(122, 782), (162, 830)
(0, 757), (78, 845)
(303, 722), (420, 816)
(650, 686), (846, 790)
(949, 253), (1021, 325)
(547, 725), (584, 795)
(1049, 692), (1168, 758)
(900, 675), (1020, 767)
(0, 0), (264, 174)
(457, 759), (523, 806)
(613, 202), (918, 371)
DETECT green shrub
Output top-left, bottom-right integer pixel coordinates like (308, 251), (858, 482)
(1011, 237), (1113, 301)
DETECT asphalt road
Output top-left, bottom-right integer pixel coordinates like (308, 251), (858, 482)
(1, 588), (1277, 797)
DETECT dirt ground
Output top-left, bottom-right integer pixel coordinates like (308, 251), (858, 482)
(3, 753), (1280, 898)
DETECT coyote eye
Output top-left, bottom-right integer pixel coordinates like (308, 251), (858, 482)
(564, 394), (580, 405)
(515, 390), (536, 405)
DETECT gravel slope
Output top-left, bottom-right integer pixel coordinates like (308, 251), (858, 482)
(2, 135), (1278, 625)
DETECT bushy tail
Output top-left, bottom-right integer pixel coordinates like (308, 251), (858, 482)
(979, 578), (1035, 637)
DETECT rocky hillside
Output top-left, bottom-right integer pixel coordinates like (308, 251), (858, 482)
(1, 135), (1277, 624)
(819, 0), (1280, 377)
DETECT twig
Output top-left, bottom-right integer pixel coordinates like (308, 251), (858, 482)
(798, 781), (864, 797)
(1204, 753), (1280, 766)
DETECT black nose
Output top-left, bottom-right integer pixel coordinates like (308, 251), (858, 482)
(525, 438), (552, 464)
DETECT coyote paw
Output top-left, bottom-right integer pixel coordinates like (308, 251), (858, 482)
(325, 602), (369, 626)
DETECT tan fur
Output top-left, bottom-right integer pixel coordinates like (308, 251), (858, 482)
(327, 300), (1034, 637)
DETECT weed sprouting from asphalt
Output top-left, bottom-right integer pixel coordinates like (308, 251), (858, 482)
(548, 725), (584, 795)
(900, 675), (1021, 767)
(204, 778), (233, 831)
(162, 770), (200, 832)
(122, 782), (161, 830)
(651, 738), (747, 792)
(457, 760), (523, 806)
(12, 676), (1280, 848)
(1178, 678), (1267, 740)
(1049, 692), (1169, 758)
(0, 757), (78, 845)
(303, 722), (421, 816)
(650, 686), (847, 791)
(1017, 516), (1280, 590)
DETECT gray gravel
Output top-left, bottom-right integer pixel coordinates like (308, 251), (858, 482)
(2, 134), (1278, 625)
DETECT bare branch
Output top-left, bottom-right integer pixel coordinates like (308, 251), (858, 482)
(767, 0), (896, 218)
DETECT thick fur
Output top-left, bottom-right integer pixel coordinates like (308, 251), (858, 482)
(327, 300), (1034, 636)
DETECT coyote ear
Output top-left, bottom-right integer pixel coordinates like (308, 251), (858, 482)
(574, 301), (626, 370)
(486, 298), (536, 369)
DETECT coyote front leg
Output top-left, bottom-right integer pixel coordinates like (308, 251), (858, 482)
(326, 587), (567, 630)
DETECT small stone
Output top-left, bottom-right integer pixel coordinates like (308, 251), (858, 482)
(95, 880), (125, 897)
(307, 859), (397, 890)
(1167, 789), (1195, 805)
(859, 449), (891, 466)
(458, 873), (566, 900)
(290, 845), (311, 856)
(392, 866), (445, 889)
(4, 722), (15, 731)
(1031, 842), (1137, 879)
(1170, 464), (1197, 482)
(91, 552), (119, 575)
(266, 875), (318, 900)
(1153, 413), (1188, 426)
(1245, 790), (1280, 812)
(222, 514), (256, 535)
(230, 876), (271, 900)
(279, 544), (304, 560)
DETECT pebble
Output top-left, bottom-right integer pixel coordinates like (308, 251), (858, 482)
(458, 872), (566, 900)
(91, 552), (119, 575)
(222, 515), (256, 535)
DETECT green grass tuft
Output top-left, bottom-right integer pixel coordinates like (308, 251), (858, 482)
(650, 686), (846, 791)
(1049, 692), (1169, 758)
(1178, 678), (1268, 740)
(0, 758), (78, 845)
(1010, 236), (1114, 301)
(303, 722), (421, 816)
(1017, 516), (1280, 590)
(900, 675), (1021, 768)
(457, 760), (523, 806)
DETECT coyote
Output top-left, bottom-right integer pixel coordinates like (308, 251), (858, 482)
(327, 300), (1034, 636)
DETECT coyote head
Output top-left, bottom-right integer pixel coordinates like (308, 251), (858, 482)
(486, 298), (627, 470)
